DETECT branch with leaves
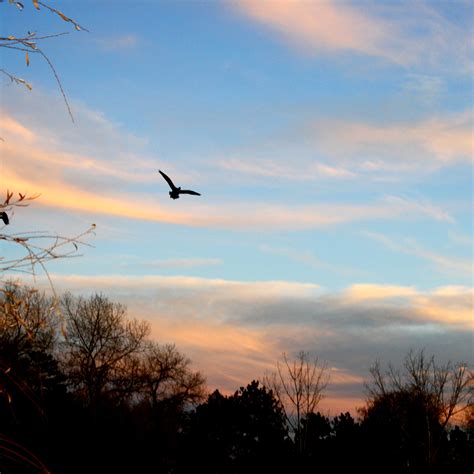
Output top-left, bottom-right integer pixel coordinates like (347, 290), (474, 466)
(0, 190), (96, 289)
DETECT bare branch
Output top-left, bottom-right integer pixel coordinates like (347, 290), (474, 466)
(1, 2), (87, 121)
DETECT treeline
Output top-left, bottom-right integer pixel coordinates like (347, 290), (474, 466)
(0, 282), (472, 474)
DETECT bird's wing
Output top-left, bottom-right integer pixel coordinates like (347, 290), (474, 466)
(179, 189), (201, 196)
(158, 170), (177, 190)
(0, 212), (9, 225)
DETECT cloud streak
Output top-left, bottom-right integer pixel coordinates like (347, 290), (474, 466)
(260, 244), (363, 277)
(3, 165), (454, 230)
(233, 0), (407, 64)
(128, 258), (223, 269)
(1, 110), (454, 230)
(232, 0), (473, 70)
(97, 34), (139, 51)
(218, 158), (356, 180)
(311, 111), (473, 170)
(364, 232), (471, 276)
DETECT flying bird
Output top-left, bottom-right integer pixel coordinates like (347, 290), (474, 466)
(158, 170), (201, 200)
(0, 212), (9, 225)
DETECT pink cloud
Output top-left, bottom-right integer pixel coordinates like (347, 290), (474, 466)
(312, 111), (473, 168)
(233, 0), (407, 64)
(232, 0), (472, 70)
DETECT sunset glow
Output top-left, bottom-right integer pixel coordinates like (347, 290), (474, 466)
(1, 0), (472, 417)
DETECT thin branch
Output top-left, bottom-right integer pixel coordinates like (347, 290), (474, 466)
(37, 1), (89, 32)
(36, 49), (74, 122)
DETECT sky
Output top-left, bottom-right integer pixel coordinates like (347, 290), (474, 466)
(1, 0), (473, 415)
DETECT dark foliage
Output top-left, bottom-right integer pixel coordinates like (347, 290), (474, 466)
(177, 381), (291, 474)
(0, 284), (472, 473)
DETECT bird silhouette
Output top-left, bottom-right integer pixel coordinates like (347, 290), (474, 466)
(158, 170), (201, 200)
(0, 212), (9, 225)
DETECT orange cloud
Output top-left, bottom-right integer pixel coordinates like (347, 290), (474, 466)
(0, 115), (36, 142)
(346, 283), (472, 328)
(346, 284), (418, 301)
(147, 317), (281, 392)
(1, 111), (457, 230)
(2, 153), (453, 230)
(412, 286), (473, 328)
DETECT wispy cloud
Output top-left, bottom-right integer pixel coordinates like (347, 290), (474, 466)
(232, 0), (473, 71)
(44, 274), (321, 299)
(4, 166), (456, 230)
(260, 244), (362, 277)
(0, 115), (35, 141)
(364, 231), (472, 276)
(218, 158), (356, 180)
(311, 111), (473, 170)
(233, 0), (408, 64)
(1, 110), (454, 230)
(97, 34), (139, 51)
(125, 257), (223, 269)
(448, 231), (473, 248)
(401, 74), (445, 106)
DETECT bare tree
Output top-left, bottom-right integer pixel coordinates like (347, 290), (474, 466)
(139, 342), (206, 409)
(366, 350), (473, 429)
(0, 281), (63, 473)
(0, 280), (56, 354)
(0, 281), (57, 415)
(363, 349), (473, 469)
(61, 293), (150, 411)
(264, 351), (329, 454)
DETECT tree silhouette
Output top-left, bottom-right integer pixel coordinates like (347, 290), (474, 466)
(0, 282), (70, 473)
(178, 381), (291, 473)
(138, 341), (206, 410)
(264, 351), (329, 455)
(61, 293), (149, 411)
(360, 350), (473, 473)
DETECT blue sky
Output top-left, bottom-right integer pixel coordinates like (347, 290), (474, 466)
(1, 0), (472, 413)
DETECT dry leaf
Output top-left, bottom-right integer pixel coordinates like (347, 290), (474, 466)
(25, 51), (30, 66)
(17, 78), (32, 90)
(57, 11), (70, 22)
(33, 0), (39, 9)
